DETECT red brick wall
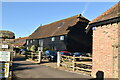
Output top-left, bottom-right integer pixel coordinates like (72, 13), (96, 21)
(91, 23), (119, 78)
(118, 22), (120, 79)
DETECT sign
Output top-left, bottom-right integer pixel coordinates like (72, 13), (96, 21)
(0, 63), (9, 78)
(0, 51), (10, 61)
(2, 45), (8, 49)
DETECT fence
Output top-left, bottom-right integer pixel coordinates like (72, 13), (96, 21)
(26, 51), (42, 63)
(26, 51), (92, 74)
(57, 52), (92, 74)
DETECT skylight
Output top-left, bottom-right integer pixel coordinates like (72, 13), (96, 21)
(57, 22), (65, 28)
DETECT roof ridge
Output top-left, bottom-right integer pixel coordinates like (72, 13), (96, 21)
(28, 14), (89, 39)
(39, 14), (82, 28)
(15, 37), (28, 40)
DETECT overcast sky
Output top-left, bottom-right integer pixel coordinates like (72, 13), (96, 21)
(2, 2), (118, 38)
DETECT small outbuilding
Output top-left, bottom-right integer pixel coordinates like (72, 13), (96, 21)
(89, 2), (120, 78)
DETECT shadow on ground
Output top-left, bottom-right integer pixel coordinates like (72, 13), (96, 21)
(13, 56), (37, 71)
(13, 55), (26, 61)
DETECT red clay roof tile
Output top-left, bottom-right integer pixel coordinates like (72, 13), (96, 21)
(28, 14), (89, 39)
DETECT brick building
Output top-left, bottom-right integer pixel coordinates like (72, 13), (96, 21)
(88, 2), (120, 78)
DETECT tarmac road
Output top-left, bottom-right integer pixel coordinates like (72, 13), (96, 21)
(13, 55), (93, 80)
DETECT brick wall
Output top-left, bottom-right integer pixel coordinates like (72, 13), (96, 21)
(118, 22), (120, 79)
(91, 22), (119, 78)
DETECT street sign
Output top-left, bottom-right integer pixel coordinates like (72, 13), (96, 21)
(0, 51), (10, 61)
(0, 63), (9, 78)
(1, 45), (9, 49)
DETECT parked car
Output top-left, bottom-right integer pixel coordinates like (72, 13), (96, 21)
(59, 51), (72, 56)
(73, 52), (91, 57)
(44, 50), (57, 62)
(20, 48), (27, 55)
(73, 52), (81, 56)
(72, 52), (82, 61)
(72, 52), (91, 61)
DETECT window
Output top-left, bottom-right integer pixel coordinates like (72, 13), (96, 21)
(51, 37), (55, 41)
(33, 39), (35, 41)
(39, 39), (43, 46)
(31, 40), (33, 43)
(60, 36), (64, 40)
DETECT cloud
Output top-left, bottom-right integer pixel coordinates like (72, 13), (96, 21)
(81, 3), (89, 16)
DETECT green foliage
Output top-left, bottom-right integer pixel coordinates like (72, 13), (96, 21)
(43, 48), (49, 52)
(27, 46), (31, 51)
(30, 45), (37, 52)
(19, 46), (25, 49)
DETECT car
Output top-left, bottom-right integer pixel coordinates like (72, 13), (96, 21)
(72, 52), (91, 61)
(73, 52), (81, 56)
(73, 52), (91, 57)
(59, 51), (73, 56)
(44, 50), (57, 62)
(72, 52), (82, 61)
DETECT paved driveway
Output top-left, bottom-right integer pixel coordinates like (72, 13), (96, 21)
(13, 55), (93, 80)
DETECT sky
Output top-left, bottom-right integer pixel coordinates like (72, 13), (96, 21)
(1, 2), (118, 38)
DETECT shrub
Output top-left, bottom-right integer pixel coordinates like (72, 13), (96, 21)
(30, 45), (37, 52)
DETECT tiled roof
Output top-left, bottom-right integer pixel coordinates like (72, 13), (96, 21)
(28, 14), (89, 39)
(14, 37), (28, 46)
(90, 2), (120, 24)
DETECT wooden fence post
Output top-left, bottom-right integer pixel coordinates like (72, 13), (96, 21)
(31, 52), (33, 60)
(38, 51), (42, 63)
(73, 55), (75, 71)
(13, 51), (16, 58)
(57, 51), (61, 67)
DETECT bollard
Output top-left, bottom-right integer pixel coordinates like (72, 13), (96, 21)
(57, 51), (61, 67)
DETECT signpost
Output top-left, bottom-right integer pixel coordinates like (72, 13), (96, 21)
(0, 51), (11, 79)
(0, 30), (15, 80)
(0, 51), (10, 61)
(1, 45), (9, 49)
(0, 63), (9, 78)
(0, 39), (14, 80)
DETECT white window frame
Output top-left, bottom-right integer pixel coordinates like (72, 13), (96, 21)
(60, 36), (64, 40)
(31, 40), (33, 43)
(51, 37), (55, 41)
(33, 39), (35, 41)
(27, 40), (29, 45)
